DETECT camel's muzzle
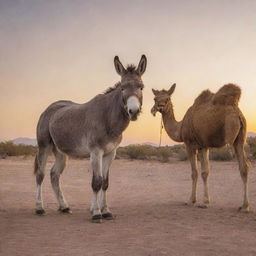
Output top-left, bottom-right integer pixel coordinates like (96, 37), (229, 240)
(151, 106), (158, 116)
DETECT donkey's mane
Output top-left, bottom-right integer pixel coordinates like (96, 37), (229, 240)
(104, 82), (121, 94)
(104, 65), (137, 95)
(126, 64), (136, 73)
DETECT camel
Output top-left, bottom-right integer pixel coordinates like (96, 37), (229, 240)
(151, 83), (250, 211)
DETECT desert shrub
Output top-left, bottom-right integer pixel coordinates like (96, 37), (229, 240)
(0, 141), (37, 156)
(247, 137), (256, 159)
(156, 146), (172, 162)
(171, 144), (187, 161)
(117, 144), (156, 160)
(209, 146), (234, 161)
(117, 145), (173, 162)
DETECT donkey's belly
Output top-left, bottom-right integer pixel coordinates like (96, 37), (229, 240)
(50, 133), (90, 158)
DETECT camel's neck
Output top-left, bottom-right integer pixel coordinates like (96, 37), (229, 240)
(161, 101), (183, 142)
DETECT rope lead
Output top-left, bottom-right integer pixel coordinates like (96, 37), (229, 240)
(159, 116), (163, 147)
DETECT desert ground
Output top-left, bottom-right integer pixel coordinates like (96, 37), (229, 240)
(1, 156), (256, 256)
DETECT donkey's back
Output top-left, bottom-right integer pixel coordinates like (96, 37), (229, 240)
(37, 100), (76, 148)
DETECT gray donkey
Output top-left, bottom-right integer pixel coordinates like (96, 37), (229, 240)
(34, 55), (147, 222)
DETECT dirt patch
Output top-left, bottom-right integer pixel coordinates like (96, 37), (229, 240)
(1, 157), (256, 256)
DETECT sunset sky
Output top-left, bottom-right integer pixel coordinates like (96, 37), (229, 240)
(0, 0), (256, 145)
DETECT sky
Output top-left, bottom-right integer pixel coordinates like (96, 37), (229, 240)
(0, 0), (256, 145)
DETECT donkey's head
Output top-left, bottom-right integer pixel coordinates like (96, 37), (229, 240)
(151, 83), (176, 116)
(114, 55), (147, 121)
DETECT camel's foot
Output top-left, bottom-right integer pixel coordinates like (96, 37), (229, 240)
(102, 212), (114, 220)
(35, 209), (45, 215)
(58, 207), (72, 214)
(92, 214), (102, 223)
(238, 205), (250, 213)
(185, 201), (196, 207)
(197, 204), (209, 209)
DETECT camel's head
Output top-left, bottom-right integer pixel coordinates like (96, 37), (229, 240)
(151, 83), (176, 116)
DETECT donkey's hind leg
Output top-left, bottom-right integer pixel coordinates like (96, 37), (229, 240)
(50, 147), (70, 213)
(35, 146), (50, 215)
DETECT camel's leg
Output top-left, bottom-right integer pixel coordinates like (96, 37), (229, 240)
(233, 138), (250, 212)
(199, 148), (210, 208)
(35, 145), (50, 215)
(50, 147), (70, 213)
(99, 150), (116, 219)
(186, 147), (198, 205)
(90, 149), (103, 222)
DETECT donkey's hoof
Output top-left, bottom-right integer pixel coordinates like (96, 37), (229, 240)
(35, 209), (45, 215)
(58, 207), (72, 214)
(92, 214), (102, 223)
(102, 212), (114, 220)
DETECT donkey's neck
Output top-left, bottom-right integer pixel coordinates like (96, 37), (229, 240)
(106, 90), (130, 138)
(162, 102), (183, 142)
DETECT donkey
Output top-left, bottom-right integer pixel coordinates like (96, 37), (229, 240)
(34, 55), (147, 222)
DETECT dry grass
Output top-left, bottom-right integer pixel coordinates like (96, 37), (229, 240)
(1, 137), (256, 161)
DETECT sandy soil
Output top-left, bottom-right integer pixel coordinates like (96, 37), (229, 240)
(1, 157), (256, 256)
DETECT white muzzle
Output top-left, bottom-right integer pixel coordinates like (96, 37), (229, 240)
(126, 96), (141, 120)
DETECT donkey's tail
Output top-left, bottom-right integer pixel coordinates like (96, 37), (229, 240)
(34, 153), (38, 175)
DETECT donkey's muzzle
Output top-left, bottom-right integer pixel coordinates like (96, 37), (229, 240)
(127, 96), (141, 121)
(128, 108), (140, 121)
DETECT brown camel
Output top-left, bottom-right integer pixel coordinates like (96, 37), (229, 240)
(151, 83), (250, 211)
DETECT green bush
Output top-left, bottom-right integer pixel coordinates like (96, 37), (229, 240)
(209, 146), (234, 161)
(171, 144), (188, 161)
(1, 137), (255, 162)
(247, 137), (256, 159)
(117, 144), (173, 162)
(117, 144), (156, 160)
(156, 146), (172, 162)
(0, 141), (37, 157)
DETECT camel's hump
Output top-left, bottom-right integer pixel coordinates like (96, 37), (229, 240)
(213, 83), (241, 106)
(193, 89), (214, 106)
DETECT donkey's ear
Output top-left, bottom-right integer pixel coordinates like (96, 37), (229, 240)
(168, 83), (176, 95)
(152, 88), (158, 95)
(136, 55), (147, 76)
(114, 56), (126, 76)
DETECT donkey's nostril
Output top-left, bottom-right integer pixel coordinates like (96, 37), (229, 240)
(129, 109), (133, 115)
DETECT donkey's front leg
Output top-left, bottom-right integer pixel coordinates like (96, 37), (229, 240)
(100, 150), (116, 220)
(90, 149), (103, 222)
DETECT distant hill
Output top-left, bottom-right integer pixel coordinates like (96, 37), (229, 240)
(12, 137), (37, 146)
(248, 132), (256, 137)
(143, 142), (158, 147)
